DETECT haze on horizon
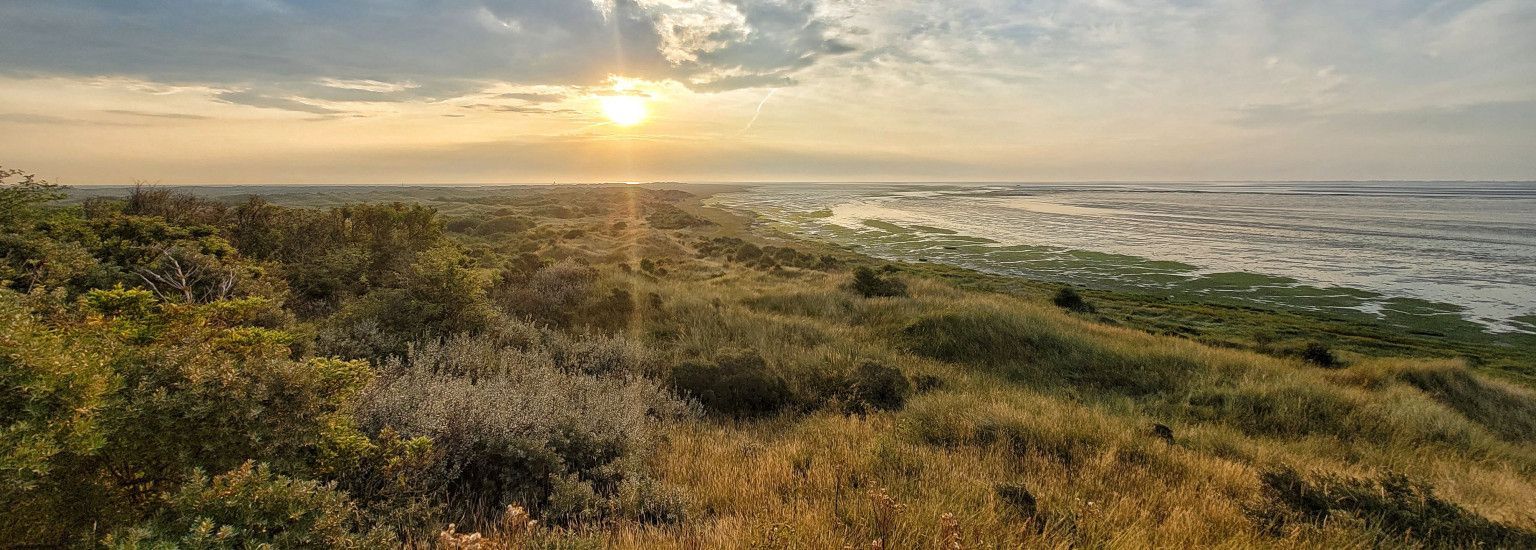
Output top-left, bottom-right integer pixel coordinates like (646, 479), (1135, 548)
(1, 0), (1533, 184)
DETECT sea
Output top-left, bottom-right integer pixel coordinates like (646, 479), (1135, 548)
(707, 181), (1536, 335)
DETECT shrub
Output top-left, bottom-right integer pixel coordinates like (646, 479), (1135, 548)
(1253, 466), (1536, 547)
(851, 266), (907, 298)
(356, 336), (690, 527)
(994, 483), (1038, 518)
(1300, 342), (1339, 368)
(1051, 286), (1094, 313)
(670, 349), (793, 418)
(475, 215), (534, 236)
(443, 217), (481, 234)
(498, 259), (597, 326)
(615, 476), (690, 525)
(646, 203), (712, 229)
(106, 462), (391, 548)
(844, 362), (912, 414)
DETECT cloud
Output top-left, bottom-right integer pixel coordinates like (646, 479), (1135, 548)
(462, 103), (576, 115)
(0, 113), (143, 126)
(1231, 100), (1536, 135)
(0, 0), (856, 103)
(102, 109), (210, 120)
(495, 92), (567, 103)
(214, 91), (341, 115)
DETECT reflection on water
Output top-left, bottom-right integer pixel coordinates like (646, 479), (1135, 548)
(710, 181), (1536, 334)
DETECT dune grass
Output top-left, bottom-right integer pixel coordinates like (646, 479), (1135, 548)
(27, 182), (1533, 547)
(535, 256), (1536, 548)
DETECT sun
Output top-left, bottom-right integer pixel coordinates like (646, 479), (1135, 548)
(599, 95), (648, 127)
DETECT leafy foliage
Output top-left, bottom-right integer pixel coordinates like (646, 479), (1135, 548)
(106, 462), (392, 549)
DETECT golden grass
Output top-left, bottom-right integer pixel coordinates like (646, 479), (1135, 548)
(470, 196), (1536, 547)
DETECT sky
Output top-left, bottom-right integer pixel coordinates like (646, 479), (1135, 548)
(1, 0), (1533, 184)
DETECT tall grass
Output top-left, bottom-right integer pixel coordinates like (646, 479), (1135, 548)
(442, 200), (1536, 547)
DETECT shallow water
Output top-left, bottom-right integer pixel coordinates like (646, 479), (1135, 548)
(709, 182), (1536, 334)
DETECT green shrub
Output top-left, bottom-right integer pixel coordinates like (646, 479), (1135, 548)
(1051, 286), (1095, 313)
(851, 266), (907, 298)
(1254, 466), (1536, 547)
(844, 362), (912, 414)
(1300, 342), (1339, 368)
(106, 462), (391, 549)
(670, 349), (794, 418)
(615, 476), (690, 525)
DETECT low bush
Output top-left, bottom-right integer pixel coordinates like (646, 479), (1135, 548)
(356, 337), (690, 528)
(851, 266), (907, 298)
(106, 462), (391, 548)
(475, 215), (534, 236)
(670, 349), (794, 418)
(1052, 286), (1095, 313)
(843, 361), (912, 414)
(1300, 342), (1339, 368)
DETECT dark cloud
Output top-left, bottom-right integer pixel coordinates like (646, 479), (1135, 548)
(0, 0), (855, 107)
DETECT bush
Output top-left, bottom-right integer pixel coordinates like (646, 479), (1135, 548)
(851, 266), (907, 298)
(498, 259), (597, 326)
(670, 349), (794, 418)
(1253, 466), (1536, 547)
(844, 362), (912, 414)
(1300, 342), (1339, 368)
(356, 336), (690, 527)
(1051, 286), (1094, 313)
(994, 483), (1038, 518)
(106, 462), (391, 549)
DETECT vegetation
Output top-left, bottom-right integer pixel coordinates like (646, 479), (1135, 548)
(4, 165), (1535, 547)
(1051, 285), (1094, 313)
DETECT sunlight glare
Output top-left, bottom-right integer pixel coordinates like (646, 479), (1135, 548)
(599, 95), (648, 127)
